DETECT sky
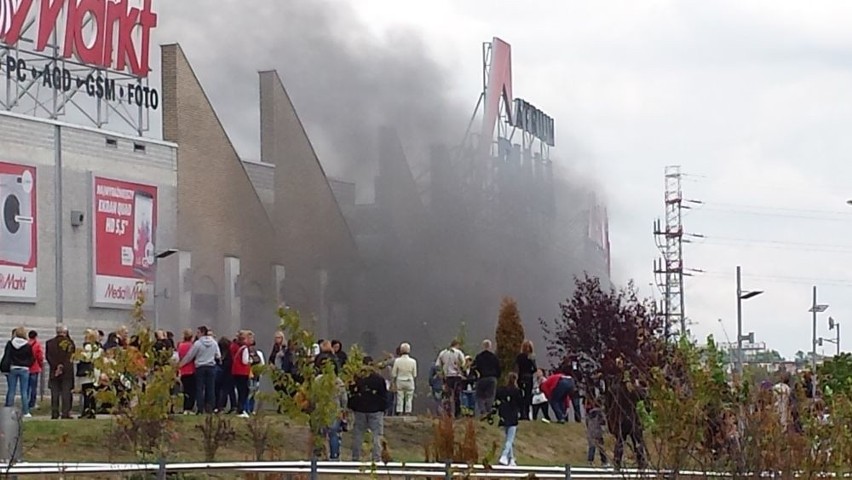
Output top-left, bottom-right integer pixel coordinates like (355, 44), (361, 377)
(151, 0), (852, 358)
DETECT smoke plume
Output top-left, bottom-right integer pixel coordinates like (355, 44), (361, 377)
(157, 0), (465, 196)
(156, 0), (609, 363)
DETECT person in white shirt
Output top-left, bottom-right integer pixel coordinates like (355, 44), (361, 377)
(435, 339), (465, 418)
(391, 342), (417, 415)
(772, 373), (793, 432)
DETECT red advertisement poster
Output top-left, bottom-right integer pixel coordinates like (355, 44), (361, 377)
(93, 176), (157, 306)
(0, 162), (36, 300)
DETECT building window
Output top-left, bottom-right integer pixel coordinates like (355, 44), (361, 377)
(105, 138), (118, 148)
(133, 143), (146, 153)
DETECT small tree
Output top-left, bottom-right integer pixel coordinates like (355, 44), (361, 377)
(819, 353), (852, 398)
(541, 274), (670, 469)
(540, 274), (669, 390)
(94, 288), (180, 462)
(495, 297), (524, 381)
(267, 306), (366, 459)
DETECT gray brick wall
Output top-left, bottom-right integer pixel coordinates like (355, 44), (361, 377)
(0, 111), (178, 342)
(161, 44), (279, 339)
(242, 160), (275, 212)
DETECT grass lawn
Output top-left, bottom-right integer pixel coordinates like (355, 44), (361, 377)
(21, 415), (596, 466)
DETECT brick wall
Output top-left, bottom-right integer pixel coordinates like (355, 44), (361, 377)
(161, 44), (279, 338)
(259, 71), (360, 338)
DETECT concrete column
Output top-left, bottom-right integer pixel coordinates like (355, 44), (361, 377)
(0, 407), (21, 462)
(318, 269), (328, 337)
(177, 251), (192, 329)
(224, 257), (241, 333)
(274, 264), (286, 306)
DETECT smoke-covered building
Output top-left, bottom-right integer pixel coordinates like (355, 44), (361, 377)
(0, 3), (608, 375)
(159, 45), (360, 342)
(330, 38), (612, 360)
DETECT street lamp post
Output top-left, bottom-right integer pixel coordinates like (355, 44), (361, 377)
(808, 286), (829, 386)
(152, 249), (179, 331)
(829, 317), (841, 356)
(809, 287), (829, 370)
(736, 266), (763, 378)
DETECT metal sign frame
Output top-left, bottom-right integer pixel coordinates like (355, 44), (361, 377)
(0, 1), (153, 137)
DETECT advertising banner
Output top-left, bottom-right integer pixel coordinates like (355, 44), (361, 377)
(93, 176), (157, 307)
(0, 162), (36, 300)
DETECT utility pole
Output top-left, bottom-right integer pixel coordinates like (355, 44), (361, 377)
(809, 286), (829, 396)
(830, 317), (841, 356)
(653, 166), (686, 337)
(736, 266), (743, 377)
(813, 286), (817, 373)
(736, 266), (763, 378)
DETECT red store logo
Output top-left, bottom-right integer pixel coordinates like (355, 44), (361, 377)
(0, 0), (158, 78)
(0, 274), (27, 291)
(104, 281), (144, 300)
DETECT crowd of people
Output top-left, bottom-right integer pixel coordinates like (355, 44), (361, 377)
(427, 338), (602, 467)
(0, 324), (278, 420)
(0, 325), (615, 467)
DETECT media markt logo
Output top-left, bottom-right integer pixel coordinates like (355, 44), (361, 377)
(0, 0), (160, 111)
(0, 0), (21, 39)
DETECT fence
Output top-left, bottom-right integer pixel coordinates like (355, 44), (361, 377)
(0, 460), (729, 478)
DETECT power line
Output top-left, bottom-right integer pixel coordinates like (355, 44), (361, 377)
(704, 202), (852, 216)
(696, 270), (852, 287)
(688, 201), (852, 222)
(685, 234), (852, 254)
(682, 173), (852, 197)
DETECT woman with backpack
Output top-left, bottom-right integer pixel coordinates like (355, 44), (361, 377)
(1, 327), (35, 418)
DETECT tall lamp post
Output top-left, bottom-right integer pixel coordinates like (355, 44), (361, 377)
(809, 286), (829, 375)
(736, 266), (764, 377)
(152, 249), (179, 331)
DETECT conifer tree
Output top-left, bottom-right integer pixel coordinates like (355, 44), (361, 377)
(495, 296), (525, 381)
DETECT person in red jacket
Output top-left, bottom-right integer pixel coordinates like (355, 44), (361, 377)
(177, 329), (197, 414)
(27, 330), (44, 410)
(231, 331), (251, 417)
(540, 372), (578, 424)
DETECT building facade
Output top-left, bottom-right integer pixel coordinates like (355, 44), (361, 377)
(0, 111), (177, 337)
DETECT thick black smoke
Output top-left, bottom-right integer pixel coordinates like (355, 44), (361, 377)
(157, 0), (465, 194)
(155, 0), (609, 365)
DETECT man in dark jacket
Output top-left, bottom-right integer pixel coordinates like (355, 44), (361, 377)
(331, 340), (348, 368)
(472, 339), (501, 418)
(45, 325), (76, 419)
(348, 356), (388, 463)
(315, 340), (339, 375)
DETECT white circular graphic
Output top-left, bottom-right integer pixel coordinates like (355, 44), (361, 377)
(143, 241), (154, 268)
(20, 169), (32, 194)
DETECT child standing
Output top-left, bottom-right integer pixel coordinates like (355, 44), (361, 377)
(495, 372), (523, 466)
(584, 396), (609, 467)
(531, 369), (550, 422)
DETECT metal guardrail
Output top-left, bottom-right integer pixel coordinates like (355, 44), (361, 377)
(0, 461), (724, 478)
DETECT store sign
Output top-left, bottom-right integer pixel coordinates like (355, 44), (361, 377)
(92, 175), (157, 307)
(0, 0), (160, 110)
(512, 98), (555, 147)
(0, 162), (37, 300)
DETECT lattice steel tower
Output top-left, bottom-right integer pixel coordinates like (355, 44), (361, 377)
(654, 166), (686, 336)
